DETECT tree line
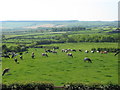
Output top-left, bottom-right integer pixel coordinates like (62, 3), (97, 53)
(34, 34), (119, 45)
(52, 27), (86, 32)
(2, 44), (28, 54)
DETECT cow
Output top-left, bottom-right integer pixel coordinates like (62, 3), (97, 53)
(31, 52), (35, 58)
(61, 49), (68, 53)
(91, 51), (94, 53)
(84, 57), (92, 63)
(85, 50), (89, 53)
(14, 58), (19, 64)
(11, 54), (15, 58)
(11, 53), (18, 58)
(3, 55), (10, 58)
(31, 55), (34, 58)
(2, 68), (10, 76)
(114, 51), (120, 56)
(71, 49), (76, 52)
(52, 51), (57, 54)
(42, 53), (48, 57)
(100, 51), (108, 54)
(78, 49), (82, 52)
(67, 49), (71, 51)
(45, 49), (52, 53)
(65, 50), (68, 53)
(20, 56), (23, 60)
(61, 49), (66, 52)
(62, 49), (65, 52)
(67, 53), (73, 57)
(96, 51), (100, 53)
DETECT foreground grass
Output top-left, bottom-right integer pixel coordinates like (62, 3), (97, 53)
(2, 43), (118, 86)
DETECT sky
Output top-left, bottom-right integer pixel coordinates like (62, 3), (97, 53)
(0, 0), (119, 21)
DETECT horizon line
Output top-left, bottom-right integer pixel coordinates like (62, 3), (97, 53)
(0, 20), (118, 22)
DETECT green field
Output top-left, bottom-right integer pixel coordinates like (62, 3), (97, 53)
(2, 43), (118, 86)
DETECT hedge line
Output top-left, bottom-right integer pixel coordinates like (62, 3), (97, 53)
(1, 83), (120, 90)
(1, 82), (54, 90)
(64, 83), (120, 90)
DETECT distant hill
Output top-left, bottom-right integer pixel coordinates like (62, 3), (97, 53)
(1, 20), (117, 32)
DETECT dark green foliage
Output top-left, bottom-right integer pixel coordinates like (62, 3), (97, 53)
(2, 44), (28, 54)
(2, 82), (54, 90)
(64, 83), (120, 90)
(2, 83), (120, 90)
(52, 27), (86, 32)
(28, 44), (59, 49)
(25, 34), (118, 46)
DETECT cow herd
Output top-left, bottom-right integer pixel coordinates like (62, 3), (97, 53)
(2, 48), (110, 61)
(2, 48), (110, 64)
(2, 48), (119, 76)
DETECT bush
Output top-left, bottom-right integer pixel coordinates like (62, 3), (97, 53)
(64, 83), (120, 90)
(2, 82), (54, 90)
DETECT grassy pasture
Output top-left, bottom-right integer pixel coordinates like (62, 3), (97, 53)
(2, 43), (118, 86)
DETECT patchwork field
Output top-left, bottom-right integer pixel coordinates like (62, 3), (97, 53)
(2, 43), (118, 86)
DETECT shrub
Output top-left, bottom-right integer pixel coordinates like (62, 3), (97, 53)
(64, 83), (120, 90)
(2, 82), (54, 90)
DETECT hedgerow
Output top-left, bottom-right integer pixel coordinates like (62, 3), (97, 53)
(2, 82), (54, 90)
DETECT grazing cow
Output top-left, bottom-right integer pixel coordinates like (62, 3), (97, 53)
(96, 51), (100, 53)
(91, 51), (94, 53)
(45, 49), (48, 53)
(67, 53), (73, 57)
(114, 51), (120, 56)
(32, 52), (34, 54)
(84, 57), (92, 63)
(20, 56), (23, 60)
(100, 51), (108, 54)
(2, 68), (10, 76)
(42, 53), (48, 57)
(78, 49), (82, 52)
(4, 55), (10, 58)
(52, 51), (57, 54)
(65, 50), (68, 53)
(31, 52), (35, 58)
(85, 50), (89, 53)
(11, 53), (18, 58)
(67, 49), (71, 51)
(11, 54), (15, 58)
(61, 49), (65, 52)
(71, 49), (76, 52)
(14, 58), (19, 64)
(45, 49), (52, 53)
(32, 55), (34, 58)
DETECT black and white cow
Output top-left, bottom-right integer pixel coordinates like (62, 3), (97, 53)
(2, 68), (10, 76)
(91, 51), (94, 53)
(84, 57), (92, 63)
(31, 52), (35, 58)
(42, 53), (48, 57)
(52, 51), (57, 54)
(3, 55), (10, 58)
(20, 56), (23, 60)
(114, 51), (120, 56)
(67, 53), (73, 57)
(85, 50), (89, 53)
(14, 58), (19, 64)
